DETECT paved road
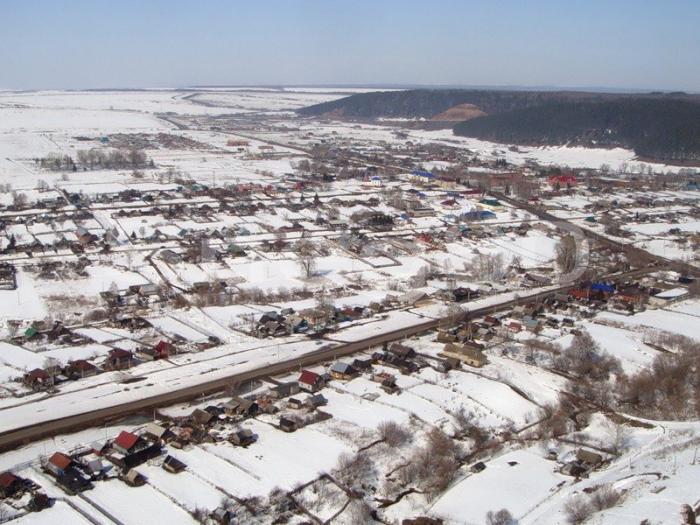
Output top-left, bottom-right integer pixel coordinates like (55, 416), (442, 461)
(0, 286), (569, 452)
(0, 264), (657, 453)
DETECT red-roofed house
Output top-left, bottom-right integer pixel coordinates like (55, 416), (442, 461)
(23, 368), (52, 389)
(47, 452), (72, 477)
(0, 471), (21, 497)
(104, 349), (134, 371)
(298, 370), (325, 393)
(548, 175), (577, 187)
(113, 431), (140, 455)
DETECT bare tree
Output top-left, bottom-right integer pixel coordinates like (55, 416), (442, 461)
(556, 234), (577, 274)
(296, 240), (317, 278)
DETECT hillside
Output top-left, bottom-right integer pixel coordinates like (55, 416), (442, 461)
(298, 89), (700, 163)
(455, 98), (700, 163)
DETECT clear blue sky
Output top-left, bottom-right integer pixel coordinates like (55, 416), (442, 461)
(1, 0), (698, 91)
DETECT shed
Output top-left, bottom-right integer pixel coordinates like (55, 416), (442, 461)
(162, 455), (187, 474)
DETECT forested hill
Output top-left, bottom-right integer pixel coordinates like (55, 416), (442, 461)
(454, 99), (700, 163)
(298, 89), (700, 163)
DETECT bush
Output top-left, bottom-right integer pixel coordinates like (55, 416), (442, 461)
(486, 508), (515, 525)
(564, 496), (593, 524)
(378, 421), (410, 447)
(590, 484), (622, 511)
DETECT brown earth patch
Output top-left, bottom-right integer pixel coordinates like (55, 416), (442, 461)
(431, 103), (486, 121)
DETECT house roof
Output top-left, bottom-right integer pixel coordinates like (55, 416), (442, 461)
(114, 430), (139, 451)
(330, 362), (355, 375)
(154, 341), (173, 353)
(109, 348), (132, 359)
(25, 368), (50, 380)
(144, 423), (167, 438)
(0, 471), (19, 488)
(70, 359), (97, 371)
(48, 452), (72, 470)
(298, 370), (321, 386)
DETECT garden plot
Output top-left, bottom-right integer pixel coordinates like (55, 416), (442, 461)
(41, 343), (112, 363)
(478, 354), (566, 407)
(0, 364), (21, 382)
(335, 377), (452, 428)
(0, 341), (45, 370)
(667, 298), (700, 317)
(580, 321), (661, 373)
(147, 316), (210, 343)
(34, 264), (150, 297)
(429, 448), (567, 524)
(321, 389), (411, 429)
(74, 327), (124, 344)
(170, 420), (352, 498)
(0, 271), (47, 328)
(295, 476), (350, 523)
(222, 258), (306, 292)
(84, 478), (198, 524)
(10, 500), (94, 525)
(596, 305), (700, 342)
(137, 463), (227, 513)
(416, 368), (539, 429)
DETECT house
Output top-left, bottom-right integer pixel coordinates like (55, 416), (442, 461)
(305, 393), (328, 409)
(86, 459), (105, 477)
(190, 408), (215, 426)
(549, 174), (577, 187)
(351, 358), (373, 372)
(229, 429), (256, 447)
(23, 368), (53, 389)
(389, 343), (416, 359)
(616, 285), (648, 306)
(143, 423), (171, 443)
(139, 341), (172, 361)
(122, 469), (146, 487)
(288, 397), (304, 409)
(104, 349), (134, 370)
(222, 397), (258, 417)
(158, 249), (182, 264)
(66, 359), (99, 379)
(437, 357), (461, 373)
(576, 449), (603, 467)
(439, 343), (487, 368)
(507, 321), (522, 333)
(109, 431), (161, 470)
(27, 492), (50, 512)
(211, 507), (235, 525)
(113, 431), (140, 455)
(162, 455), (187, 474)
(298, 370), (325, 392)
(329, 362), (357, 381)
(380, 375), (400, 394)
(46, 452), (72, 477)
(397, 290), (431, 307)
(410, 169), (436, 184)
(279, 417), (297, 433)
(0, 472), (22, 498)
(269, 382), (300, 399)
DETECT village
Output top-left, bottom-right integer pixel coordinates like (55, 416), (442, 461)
(0, 88), (698, 524)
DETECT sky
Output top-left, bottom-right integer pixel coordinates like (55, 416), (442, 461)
(1, 0), (699, 92)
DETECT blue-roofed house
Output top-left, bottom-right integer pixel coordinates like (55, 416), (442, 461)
(410, 169), (436, 184)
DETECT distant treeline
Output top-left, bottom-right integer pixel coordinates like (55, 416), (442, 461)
(299, 89), (700, 163)
(454, 99), (700, 163)
(37, 148), (153, 171)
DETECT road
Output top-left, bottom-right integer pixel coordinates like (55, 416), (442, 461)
(0, 264), (658, 453)
(0, 285), (567, 452)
